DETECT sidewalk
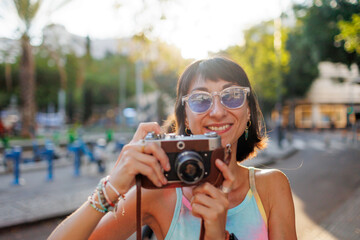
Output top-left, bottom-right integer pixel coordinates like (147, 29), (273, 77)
(0, 162), (103, 228)
(242, 134), (298, 168)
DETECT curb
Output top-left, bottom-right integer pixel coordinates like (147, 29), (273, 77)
(242, 146), (299, 168)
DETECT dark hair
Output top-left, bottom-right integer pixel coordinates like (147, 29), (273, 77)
(170, 57), (267, 161)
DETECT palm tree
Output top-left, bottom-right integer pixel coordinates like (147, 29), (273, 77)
(11, 0), (70, 137)
(12, 0), (42, 137)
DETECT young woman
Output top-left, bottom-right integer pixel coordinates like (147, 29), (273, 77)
(49, 57), (296, 240)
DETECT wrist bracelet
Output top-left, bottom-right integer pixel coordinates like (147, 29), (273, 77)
(105, 176), (126, 202)
(96, 189), (109, 212)
(88, 196), (107, 214)
(102, 179), (116, 207)
(88, 176), (127, 216)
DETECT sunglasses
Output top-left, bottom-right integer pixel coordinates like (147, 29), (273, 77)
(182, 86), (250, 114)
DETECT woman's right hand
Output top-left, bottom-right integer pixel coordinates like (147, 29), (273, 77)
(107, 122), (170, 197)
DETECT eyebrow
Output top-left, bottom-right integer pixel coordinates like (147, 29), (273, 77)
(191, 83), (237, 93)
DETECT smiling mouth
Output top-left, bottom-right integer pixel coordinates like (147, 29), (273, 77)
(206, 124), (231, 132)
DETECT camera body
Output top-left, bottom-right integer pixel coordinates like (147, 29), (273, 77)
(141, 132), (225, 189)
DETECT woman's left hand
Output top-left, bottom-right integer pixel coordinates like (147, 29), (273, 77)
(191, 159), (235, 240)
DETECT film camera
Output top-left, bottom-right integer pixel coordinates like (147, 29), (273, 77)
(140, 132), (225, 189)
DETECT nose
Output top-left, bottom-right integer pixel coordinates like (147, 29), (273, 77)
(209, 95), (227, 118)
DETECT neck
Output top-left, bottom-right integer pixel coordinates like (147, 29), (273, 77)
(226, 143), (249, 191)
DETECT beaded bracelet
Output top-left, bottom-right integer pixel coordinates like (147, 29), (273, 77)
(87, 178), (110, 214)
(87, 176), (127, 215)
(89, 187), (109, 213)
(105, 176), (126, 202)
(96, 189), (109, 212)
(101, 179), (116, 207)
(96, 179), (111, 208)
(100, 177), (122, 212)
(88, 196), (107, 214)
(104, 176), (126, 215)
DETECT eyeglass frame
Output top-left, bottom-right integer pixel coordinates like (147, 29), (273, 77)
(181, 86), (251, 114)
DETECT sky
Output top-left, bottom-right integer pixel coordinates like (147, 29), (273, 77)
(0, 0), (305, 59)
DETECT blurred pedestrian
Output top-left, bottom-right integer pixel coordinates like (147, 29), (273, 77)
(93, 138), (107, 173)
(0, 118), (10, 149)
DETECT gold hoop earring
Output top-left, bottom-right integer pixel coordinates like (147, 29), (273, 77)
(245, 120), (251, 141)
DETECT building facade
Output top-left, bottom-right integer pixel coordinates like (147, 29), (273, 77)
(282, 62), (360, 129)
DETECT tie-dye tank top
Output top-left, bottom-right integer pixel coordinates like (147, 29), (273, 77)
(164, 167), (268, 240)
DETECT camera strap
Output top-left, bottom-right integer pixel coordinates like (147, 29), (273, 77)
(135, 144), (232, 240)
(136, 174), (142, 240)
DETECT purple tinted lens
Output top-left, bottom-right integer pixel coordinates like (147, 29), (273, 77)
(222, 91), (245, 108)
(188, 93), (212, 113)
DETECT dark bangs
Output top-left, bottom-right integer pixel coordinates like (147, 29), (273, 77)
(196, 58), (250, 87)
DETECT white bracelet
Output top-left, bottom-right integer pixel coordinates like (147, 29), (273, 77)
(105, 175), (121, 197)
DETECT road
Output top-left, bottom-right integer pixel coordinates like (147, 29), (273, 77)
(0, 130), (359, 240)
(275, 130), (360, 239)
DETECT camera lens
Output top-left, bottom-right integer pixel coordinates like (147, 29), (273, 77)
(175, 151), (204, 184)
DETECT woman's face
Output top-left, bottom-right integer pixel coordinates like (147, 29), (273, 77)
(185, 78), (250, 148)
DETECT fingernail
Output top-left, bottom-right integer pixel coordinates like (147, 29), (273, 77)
(162, 177), (168, 185)
(156, 181), (162, 187)
(166, 163), (171, 171)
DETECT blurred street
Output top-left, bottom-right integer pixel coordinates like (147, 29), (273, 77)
(0, 130), (359, 240)
(275, 130), (360, 240)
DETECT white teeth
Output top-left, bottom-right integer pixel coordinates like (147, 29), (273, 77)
(208, 124), (230, 131)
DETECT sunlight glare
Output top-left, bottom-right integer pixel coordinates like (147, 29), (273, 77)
(0, 0), (293, 59)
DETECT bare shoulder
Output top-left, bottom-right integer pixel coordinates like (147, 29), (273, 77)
(249, 168), (296, 238)
(253, 168), (291, 191)
(251, 168), (293, 215)
(251, 169), (297, 238)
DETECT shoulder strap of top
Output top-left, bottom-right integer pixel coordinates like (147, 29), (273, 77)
(249, 167), (257, 193)
(164, 188), (183, 240)
(248, 167), (268, 227)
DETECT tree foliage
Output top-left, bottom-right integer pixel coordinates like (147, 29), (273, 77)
(284, 0), (360, 99)
(34, 49), (61, 111)
(84, 55), (135, 107)
(336, 13), (360, 54)
(223, 20), (290, 114)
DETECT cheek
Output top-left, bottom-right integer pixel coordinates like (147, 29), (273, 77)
(185, 109), (203, 132)
(235, 110), (249, 131)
